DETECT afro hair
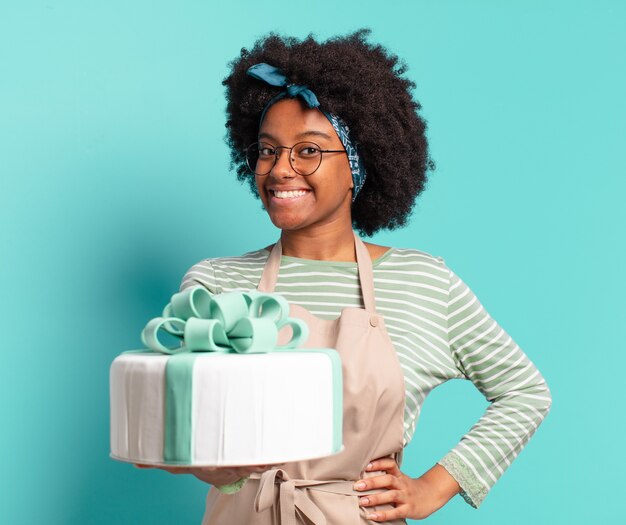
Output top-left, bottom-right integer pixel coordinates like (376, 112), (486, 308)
(222, 28), (435, 237)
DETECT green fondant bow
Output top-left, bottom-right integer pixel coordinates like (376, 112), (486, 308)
(141, 286), (308, 355)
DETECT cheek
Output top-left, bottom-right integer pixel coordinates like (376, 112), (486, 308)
(338, 158), (354, 190)
(255, 178), (267, 201)
(325, 166), (351, 192)
(335, 165), (354, 194)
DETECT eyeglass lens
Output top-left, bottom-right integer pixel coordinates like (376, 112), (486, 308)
(246, 142), (323, 176)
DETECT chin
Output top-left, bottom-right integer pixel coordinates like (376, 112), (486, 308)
(270, 219), (307, 232)
(268, 214), (312, 232)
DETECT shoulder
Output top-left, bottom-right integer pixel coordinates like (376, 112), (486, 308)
(207, 248), (270, 272)
(378, 245), (447, 271)
(179, 248), (270, 293)
(363, 242), (391, 261)
(373, 246), (451, 294)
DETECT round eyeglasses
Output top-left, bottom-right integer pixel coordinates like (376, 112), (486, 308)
(245, 141), (346, 176)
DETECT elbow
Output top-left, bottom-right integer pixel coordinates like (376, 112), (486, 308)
(529, 374), (553, 421)
(543, 379), (553, 417)
(527, 368), (553, 418)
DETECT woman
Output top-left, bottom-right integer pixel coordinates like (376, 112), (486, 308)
(147, 29), (552, 523)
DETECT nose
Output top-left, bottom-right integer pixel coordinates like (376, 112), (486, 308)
(270, 147), (295, 179)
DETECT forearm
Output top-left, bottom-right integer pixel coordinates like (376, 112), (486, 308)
(418, 463), (461, 508)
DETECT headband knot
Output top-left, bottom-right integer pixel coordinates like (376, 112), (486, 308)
(285, 83), (318, 105)
(247, 63), (320, 114)
(246, 62), (367, 202)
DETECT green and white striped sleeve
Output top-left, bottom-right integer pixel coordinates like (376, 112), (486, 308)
(179, 260), (221, 294)
(437, 265), (553, 508)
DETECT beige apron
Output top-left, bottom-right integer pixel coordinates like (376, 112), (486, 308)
(201, 232), (407, 525)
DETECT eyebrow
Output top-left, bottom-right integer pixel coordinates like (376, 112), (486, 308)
(258, 130), (334, 142)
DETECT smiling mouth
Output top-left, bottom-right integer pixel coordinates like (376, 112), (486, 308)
(270, 189), (311, 199)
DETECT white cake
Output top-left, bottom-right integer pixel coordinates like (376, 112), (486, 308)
(109, 287), (343, 467)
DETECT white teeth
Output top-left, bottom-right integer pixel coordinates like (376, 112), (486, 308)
(273, 190), (308, 199)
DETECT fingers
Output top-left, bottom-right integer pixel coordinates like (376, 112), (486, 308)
(356, 481), (407, 522)
(354, 473), (398, 492)
(359, 504), (407, 522)
(365, 457), (399, 474)
(358, 488), (402, 509)
(356, 458), (413, 522)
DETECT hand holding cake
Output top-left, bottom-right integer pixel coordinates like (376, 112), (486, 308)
(133, 462), (287, 487)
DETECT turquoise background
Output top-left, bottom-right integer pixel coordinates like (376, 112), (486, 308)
(2, 1), (624, 523)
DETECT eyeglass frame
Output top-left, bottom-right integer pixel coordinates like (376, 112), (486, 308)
(244, 140), (347, 176)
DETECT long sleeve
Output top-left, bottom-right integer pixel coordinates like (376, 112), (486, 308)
(179, 260), (221, 294)
(436, 265), (552, 509)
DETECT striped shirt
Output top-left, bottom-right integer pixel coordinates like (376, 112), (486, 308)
(179, 246), (552, 509)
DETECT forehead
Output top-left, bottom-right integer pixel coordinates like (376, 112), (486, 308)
(259, 98), (336, 140)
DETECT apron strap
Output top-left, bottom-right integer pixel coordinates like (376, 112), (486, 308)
(256, 231), (377, 313)
(256, 238), (282, 294)
(353, 233), (377, 313)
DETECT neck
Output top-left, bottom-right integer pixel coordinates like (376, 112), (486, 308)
(279, 221), (357, 262)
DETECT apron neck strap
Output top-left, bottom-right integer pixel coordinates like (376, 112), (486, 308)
(257, 231), (377, 313)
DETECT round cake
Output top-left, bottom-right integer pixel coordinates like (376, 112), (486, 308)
(110, 349), (343, 466)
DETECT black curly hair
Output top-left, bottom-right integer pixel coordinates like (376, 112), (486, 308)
(222, 28), (435, 237)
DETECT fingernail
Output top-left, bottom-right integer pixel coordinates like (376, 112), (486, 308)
(360, 497), (369, 505)
(354, 481), (366, 489)
(366, 462), (373, 469)
(367, 513), (378, 519)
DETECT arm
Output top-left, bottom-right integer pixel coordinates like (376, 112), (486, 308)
(179, 259), (221, 294)
(436, 265), (553, 508)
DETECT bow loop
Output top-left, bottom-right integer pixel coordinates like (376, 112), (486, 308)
(207, 292), (250, 332)
(247, 63), (289, 88)
(183, 317), (230, 352)
(253, 469), (328, 525)
(247, 62), (320, 109)
(254, 468), (287, 513)
(140, 286), (307, 355)
(140, 317), (187, 355)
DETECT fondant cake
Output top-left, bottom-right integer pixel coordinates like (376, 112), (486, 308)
(109, 286), (343, 466)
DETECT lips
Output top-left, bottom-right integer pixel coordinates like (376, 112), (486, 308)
(267, 188), (312, 205)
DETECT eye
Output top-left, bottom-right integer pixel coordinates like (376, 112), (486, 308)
(258, 145), (276, 157)
(298, 145), (320, 157)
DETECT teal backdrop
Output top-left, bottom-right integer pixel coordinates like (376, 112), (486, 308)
(2, 1), (624, 523)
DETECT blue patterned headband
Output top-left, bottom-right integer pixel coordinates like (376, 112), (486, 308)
(246, 63), (366, 201)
